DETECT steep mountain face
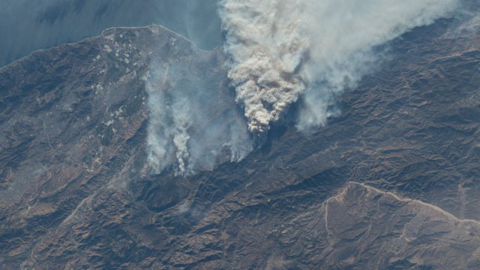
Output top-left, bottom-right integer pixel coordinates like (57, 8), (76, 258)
(1, 17), (480, 270)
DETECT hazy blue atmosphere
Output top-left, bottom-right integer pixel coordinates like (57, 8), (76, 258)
(0, 0), (222, 67)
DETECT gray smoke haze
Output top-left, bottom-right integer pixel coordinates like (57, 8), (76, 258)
(146, 0), (471, 175)
(146, 59), (253, 176)
(0, 0), (221, 67)
(5, 0), (468, 176)
(218, 0), (463, 134)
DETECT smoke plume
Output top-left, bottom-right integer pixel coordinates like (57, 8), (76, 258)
(147, 0), (468, 176)
(146, 57), (253, 176)
(219, 0), (462, 133)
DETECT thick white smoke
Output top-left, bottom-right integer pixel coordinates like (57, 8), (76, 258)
(219, 0), (461, 133)
(146, 0), (464, 176)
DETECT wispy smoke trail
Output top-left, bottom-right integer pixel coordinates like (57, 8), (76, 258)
(146, 56), (253, 176)
(219, 0), (461, 133)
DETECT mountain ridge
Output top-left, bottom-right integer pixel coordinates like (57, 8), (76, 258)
(1, 18), (480, 268)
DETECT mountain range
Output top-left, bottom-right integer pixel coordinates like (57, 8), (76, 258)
(1, 13), (480, 270)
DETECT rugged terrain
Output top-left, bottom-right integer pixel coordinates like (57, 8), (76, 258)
(1, 17), (480, 269)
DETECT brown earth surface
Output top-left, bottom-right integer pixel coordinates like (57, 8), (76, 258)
(1, 17), (480, 269)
